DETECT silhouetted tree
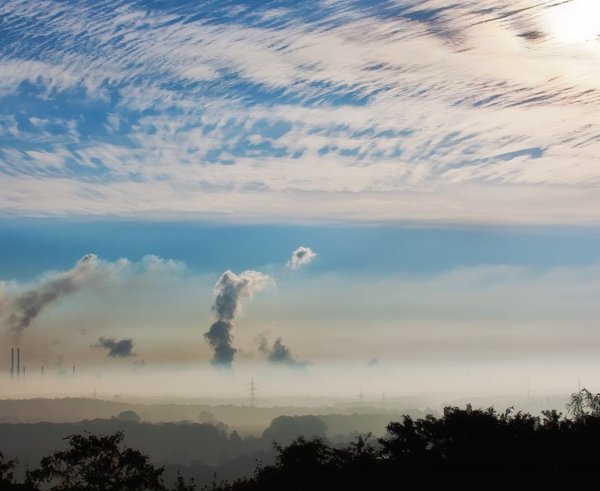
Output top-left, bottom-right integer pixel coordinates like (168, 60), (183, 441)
(7, 399), (600, 490)
(0, 451), (16, 484)
(28, 431), (166, 490)
(208, 402), (600, 490)
(261, 415), (327, 447)
(567, 388), (600, 419)
(0, 452), (36, 490)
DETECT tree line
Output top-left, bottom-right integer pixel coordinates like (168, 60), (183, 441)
(3, 389), (600, 490)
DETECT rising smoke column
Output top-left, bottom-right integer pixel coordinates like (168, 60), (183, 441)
(95, 337), (136, 358)
(287, 246), (317, 270)
(205, 270), (271, 368)
(258, 333), (308, 368)
(5, 254), (99, 341)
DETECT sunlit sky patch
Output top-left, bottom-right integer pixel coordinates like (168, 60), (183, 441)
(544, 0), (600, 45)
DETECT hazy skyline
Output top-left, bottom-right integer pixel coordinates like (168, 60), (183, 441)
(1, 223), (600, 398)
(2, 0), (600, 399)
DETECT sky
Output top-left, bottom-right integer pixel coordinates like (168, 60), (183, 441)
(1, 0), (600, 400)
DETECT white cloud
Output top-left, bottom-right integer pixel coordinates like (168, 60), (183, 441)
(287, 246), (317, 269)
(1, 0), (600, 223)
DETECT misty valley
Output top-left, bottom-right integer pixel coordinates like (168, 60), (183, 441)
(0, 397), (430, 488)
(2, 392), (600, 489)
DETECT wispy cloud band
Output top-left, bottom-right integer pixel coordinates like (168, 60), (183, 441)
(1, 0), (600, 223)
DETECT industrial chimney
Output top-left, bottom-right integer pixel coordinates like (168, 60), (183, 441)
(10, 348), (14, 379)
(17, 348), (20, 379)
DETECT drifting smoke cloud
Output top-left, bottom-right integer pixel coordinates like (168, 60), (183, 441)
(259, 333), (308, 368)
(205, 270), (272, 368)
(4, 254), (99, 341)
(287, 246), (317, 270)
(95, 337), (136, 358)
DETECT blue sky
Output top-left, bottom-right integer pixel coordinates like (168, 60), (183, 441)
(2, 0), (600, 395)
(1, 0), (600, 223)
(2, 220), (600, 281)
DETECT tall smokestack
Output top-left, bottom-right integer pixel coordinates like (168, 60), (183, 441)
(10, 348), (14, 379)
(41, 366), (44, 378)
(17, 348), (20, 378)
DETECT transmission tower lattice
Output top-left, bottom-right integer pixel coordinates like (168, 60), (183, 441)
(248, 377), (257, 407)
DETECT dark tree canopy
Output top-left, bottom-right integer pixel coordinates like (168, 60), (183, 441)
(0, 451), (16, 484)
(116, 410), (142, 423)
(214, 390), (600, 490)
(28, 432), (166, 491)
(4, 390), (600, 490)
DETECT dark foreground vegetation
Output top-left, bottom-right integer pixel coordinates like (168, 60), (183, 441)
(2, 389), (600, 490)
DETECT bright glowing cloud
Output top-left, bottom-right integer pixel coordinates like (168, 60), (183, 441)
(544, 0), (600, 44)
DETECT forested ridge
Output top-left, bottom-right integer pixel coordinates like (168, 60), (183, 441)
(2, 389), (600, 490)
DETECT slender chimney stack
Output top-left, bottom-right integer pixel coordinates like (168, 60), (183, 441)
(10, 348), (14, 379)
(41, 366), (44, 378)
(73, 366), (75, 376)
(17, 348), (20, 378)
